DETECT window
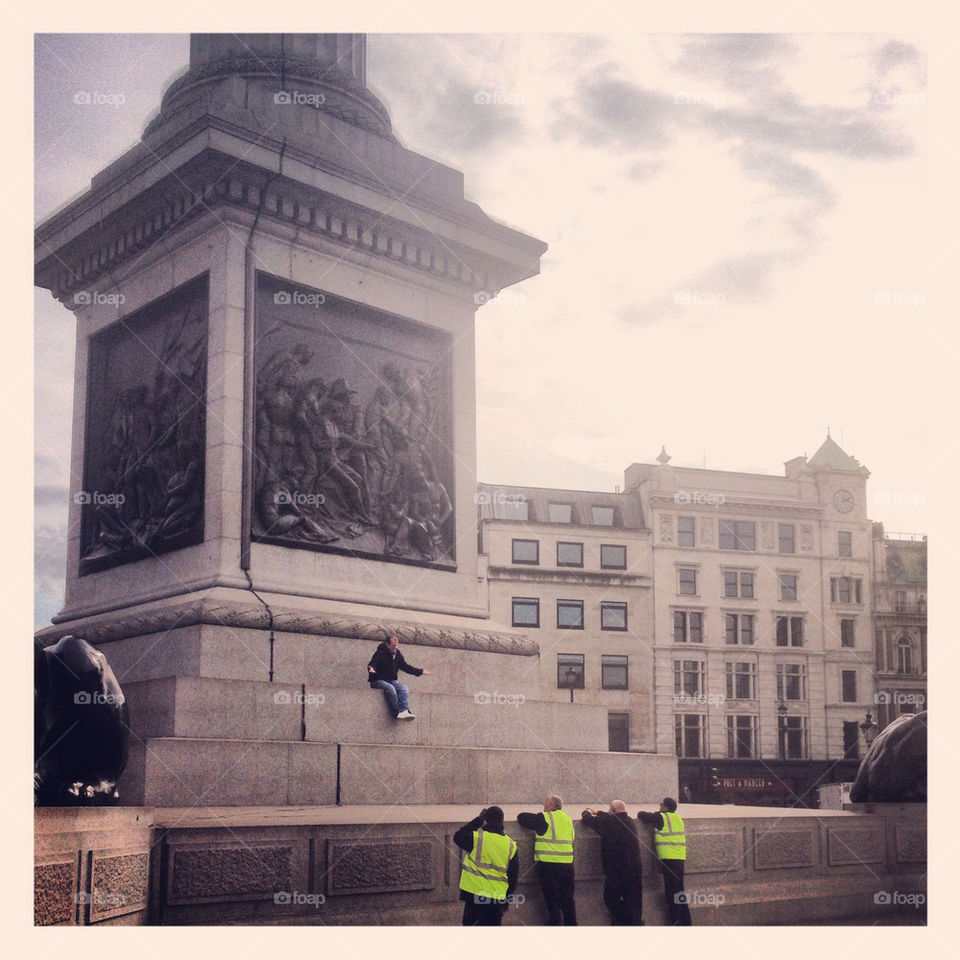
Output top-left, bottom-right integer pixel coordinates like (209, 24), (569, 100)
(677, 516), (696, 547)
(557, 599), (584, 629)
(776, 663), (807, 701)
(601, 601), (628, 631)
(511, 539), (539, 564)
(727, 715), (758, 758)
(778, 523), (795, 554)
(678, 567), (698, 595)
(557, 653), (584, 689)
(608, 712), (630, 752)
(548, 502), (572, 523)
(556, 541), (583, 567)
(600, 544), (627, 570)
(719, 519), (756, 551)
(602, 655), (629, 690)
(897, 637), (913, 674)
(894, 590), (907, 613)
(840, 619), (856, 647)
(838, 531), (852, 558)
(673, 610), (704, 643)
(843, 721), (859, 759)
(675, 714), (706, 758)
(776, 616), (804, 647)
(674, 659), (705, 698)
(779, 573), (798, 602)
(841, 670), (858, 703)
(724, 570), (754, 598)
(591, 505), (615, 526)
(725, 661), (757, 700)
(512, 597), (539, 627)
(831, 577), (863, 604)
(782, 716), (807, 759)
(725, 613), (755, 645)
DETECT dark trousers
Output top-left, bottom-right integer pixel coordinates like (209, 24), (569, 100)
(660, 859), (692, 925)
(461, 896), (504, 926)
(603, 872), (643, 925)
(536, 861), (577, 925)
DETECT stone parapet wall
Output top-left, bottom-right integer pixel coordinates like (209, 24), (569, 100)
(36, 804), (926, 926)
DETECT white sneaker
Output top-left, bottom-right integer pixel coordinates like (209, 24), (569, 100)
(396, 709), (415, 720)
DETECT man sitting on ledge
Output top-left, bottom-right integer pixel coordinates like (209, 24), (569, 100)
(367, 634), (432, 719)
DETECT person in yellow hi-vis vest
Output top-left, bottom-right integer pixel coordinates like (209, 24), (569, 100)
(454, 806), (519, 925)
(637, 797), (692, 925)
(518, 795), (577, 924)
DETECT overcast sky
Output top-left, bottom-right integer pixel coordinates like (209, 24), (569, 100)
(34, 32), (928, 627)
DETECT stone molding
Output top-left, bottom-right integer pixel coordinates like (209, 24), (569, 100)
(147, 55), (393, 139)
(826, 826), (885, 866)
(41, 157), (503, 303)
(36, 595), (538, 656)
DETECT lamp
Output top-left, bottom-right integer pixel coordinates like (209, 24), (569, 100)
(777, 702), (788, 760)
(860, 711), (878, 748)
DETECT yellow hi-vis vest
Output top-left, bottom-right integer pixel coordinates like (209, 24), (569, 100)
(654, 811), (686, 860)
(534, 810), (575, 863)
(459, 828), (517, 899)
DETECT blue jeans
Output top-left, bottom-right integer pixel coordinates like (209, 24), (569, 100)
(371, 680), (409, 715)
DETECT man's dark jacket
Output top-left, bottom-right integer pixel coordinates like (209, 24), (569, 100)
(367, 642), (424, 686)
(580, 811), (642, 878)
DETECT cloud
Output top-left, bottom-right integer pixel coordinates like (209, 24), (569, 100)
(616, 250), (801, 328)
(872, 39), (923, 79)
(550, 65), (677, 149)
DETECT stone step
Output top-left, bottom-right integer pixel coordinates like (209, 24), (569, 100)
(118, 737), (677, 807)
(122, 676), (609, 751)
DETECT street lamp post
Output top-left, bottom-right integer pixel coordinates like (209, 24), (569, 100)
(860, 711), (878, 752)
(777, 702), (788, 760)
(564, 668), (578, 704)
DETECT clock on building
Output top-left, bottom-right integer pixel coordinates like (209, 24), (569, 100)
(833, 489), (854, 513)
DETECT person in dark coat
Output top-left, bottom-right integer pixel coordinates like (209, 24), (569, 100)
(581, 799), (643, 925)
(367, 635), (432, 719)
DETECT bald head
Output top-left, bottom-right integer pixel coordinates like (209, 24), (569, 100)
(609, 799), (627, 814)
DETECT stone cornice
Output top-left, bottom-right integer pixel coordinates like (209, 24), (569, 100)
(648, 494), (825, 518)
(35, 149), (517, 303)
(34, 596), (539, 656)
(486, 565), (651, 588)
